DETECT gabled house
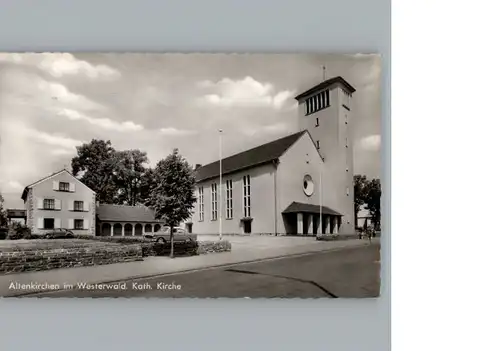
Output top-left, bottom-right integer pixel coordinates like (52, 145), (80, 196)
(21, 169), (96, 235)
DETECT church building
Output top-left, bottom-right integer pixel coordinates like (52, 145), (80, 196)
(190, 76), (355, 236)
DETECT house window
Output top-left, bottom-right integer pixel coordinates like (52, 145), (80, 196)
(315, 118), (319, 127)
(226, 179), (233, 219)
(74, 219), (84, 230)
(316, 140), (320, 149)
(211, 183), (218, 220)
(74, 201), (84, 212)
(59, 182), (70, 192)
(43, 199), (55, 210)
(243, 175), (251, 217)
(198, 187), (204, 221)
(44, 218), (55, 229)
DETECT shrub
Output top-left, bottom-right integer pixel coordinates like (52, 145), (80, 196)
(142, 241), (199, 257)
(72, 234), (146, 243)
(0, 228), (8, 240)
(197, 240), (232, 254)
(7, 223), (32, 240)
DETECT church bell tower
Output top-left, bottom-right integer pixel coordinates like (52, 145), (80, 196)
(294, 76), (356, 234)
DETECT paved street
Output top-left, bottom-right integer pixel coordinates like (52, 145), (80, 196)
(28, 244), (380, 298)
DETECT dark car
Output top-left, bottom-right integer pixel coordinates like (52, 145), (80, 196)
(44, 228), (75, 239)
(144, 226), (196, 243)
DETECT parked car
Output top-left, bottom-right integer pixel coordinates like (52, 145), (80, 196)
(44, 228), (75, 239)
(144, 226), (195, 243)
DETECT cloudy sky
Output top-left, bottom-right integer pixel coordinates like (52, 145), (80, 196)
(0, 53), (381, 208)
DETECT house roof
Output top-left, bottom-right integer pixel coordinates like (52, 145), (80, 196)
(21, 169), (95, 201)
(195, 131), (306, 182)
(282, 201), (343, 216)
(6, 209), (27, 218)
(294, 76), (356, 101)
(96, 204), (163, 223)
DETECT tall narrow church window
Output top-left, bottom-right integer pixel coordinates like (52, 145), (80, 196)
(226, 179), (233, 219)
(198, 187), (204, 221)
(306, 99), (310, 115)
(243, 175), (251, 217)
(326, 90), (330, 107)
(211, 183), (217, 220)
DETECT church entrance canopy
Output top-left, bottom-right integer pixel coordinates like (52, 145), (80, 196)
(282, 202), (342, 236)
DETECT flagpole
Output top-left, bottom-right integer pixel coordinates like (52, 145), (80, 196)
(319, 160), (323, 235)
(219, 129), (223, 241)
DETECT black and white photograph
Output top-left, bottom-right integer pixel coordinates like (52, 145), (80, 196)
(0, 53), (382, 298)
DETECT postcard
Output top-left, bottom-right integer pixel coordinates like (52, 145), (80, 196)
(0, 53), (381, 298)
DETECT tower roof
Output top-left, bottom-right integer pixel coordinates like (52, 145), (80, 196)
(294, 76), (356, 101)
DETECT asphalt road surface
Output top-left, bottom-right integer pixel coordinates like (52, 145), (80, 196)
(28, 244), (380, 298)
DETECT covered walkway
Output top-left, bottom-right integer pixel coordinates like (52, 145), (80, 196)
(282, 202), (342, 235)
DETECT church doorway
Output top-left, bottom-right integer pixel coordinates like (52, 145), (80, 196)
(243, 220), (252, 234)
(282, 213), (298, 234)
(302, 214), (308, 234)
(312, 215), (319, 235)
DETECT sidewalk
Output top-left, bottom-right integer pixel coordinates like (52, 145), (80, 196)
(0, 237), (378, 297)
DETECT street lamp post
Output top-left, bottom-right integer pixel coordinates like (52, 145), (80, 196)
(219, 129), (223, 241)
(319, 160), (323, 235)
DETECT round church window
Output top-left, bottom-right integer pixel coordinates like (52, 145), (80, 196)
(303, 175), (314, 196)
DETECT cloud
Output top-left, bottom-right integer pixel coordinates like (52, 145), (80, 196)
(198, 76), (295, 109)
(0, 53), (120, 80)
(39, 80), (102, 110)
(10, 122), (83, 149)
(56, 108), (144, 132)
(240, 122), (292, 137)
(50, 149), (76, 156)
(1, 70), (103, 112)
(2, 181), (23, 192)
(262, 122), (290, 134)
(359, 134), (381, 151)
(160, 127), (197, 136)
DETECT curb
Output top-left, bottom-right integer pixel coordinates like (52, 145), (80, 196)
(5, 242), (377, 297)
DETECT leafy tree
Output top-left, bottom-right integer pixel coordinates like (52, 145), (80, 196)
(113, 150), (150, 206)
(364, 179), (381, 231)
(71, 139), (118, 203)
(148, 149), (197, 258)
(141, 168), (156, 206)
(354, 175), (369, 228)
(0, 193), (8, 227)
